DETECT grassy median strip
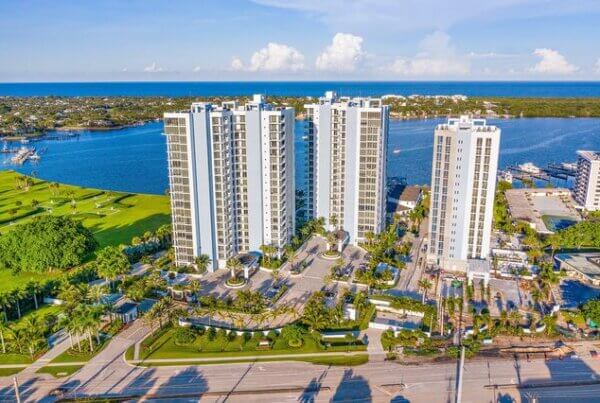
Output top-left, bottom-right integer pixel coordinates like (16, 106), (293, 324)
(136, 354), (369, 367)
(36, 364), (84, 378)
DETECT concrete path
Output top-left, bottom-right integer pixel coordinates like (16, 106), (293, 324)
(364, 328), (385, 362)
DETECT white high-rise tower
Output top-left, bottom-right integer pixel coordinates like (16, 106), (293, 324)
(574, 150), (600, 211)
(304, 91), (389, 245)
(164, 95), (295, 270)
(427, 116), (501, 272)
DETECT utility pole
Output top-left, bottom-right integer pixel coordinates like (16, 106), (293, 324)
(456, 345), (466, 403)
(13, 377), (21, 403)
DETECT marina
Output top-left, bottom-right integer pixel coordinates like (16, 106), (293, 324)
(2, 142), (43, 165)
(502, 161), (578, 184)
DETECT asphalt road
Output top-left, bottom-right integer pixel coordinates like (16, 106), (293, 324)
(3, 316), (600, 403)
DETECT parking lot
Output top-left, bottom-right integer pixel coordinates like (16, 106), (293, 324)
(193, 235), (368, 327)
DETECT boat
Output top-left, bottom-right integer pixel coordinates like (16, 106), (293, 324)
(10, 146), (35, 165)
(392, 148), (401, 154)
(499, 170), (513, 183)
(518, 162), (541, 174)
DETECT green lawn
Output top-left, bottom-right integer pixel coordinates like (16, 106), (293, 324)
(50, 336), (109, 364)
(0, 170), (171, 292)
(10, 304), (63, 329)
(0, 270), (63, 294)
(139, 354), (369, 367)
(0, 367), (24, 376)
(36, 364), (83, 377)
(131, 327), (366, 362)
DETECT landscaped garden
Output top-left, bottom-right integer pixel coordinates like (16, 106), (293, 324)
(129, 323), (366, 363)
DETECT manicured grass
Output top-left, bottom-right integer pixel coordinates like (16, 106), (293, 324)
(0, 170), (170, 249)
(0, 170), (170, 293)
(0, 367), (24, 376)
(0, 353), (31, 365)
(138, 354), (369, 367)
(0, 270), (63, 294)
(50, 337), (109, 364)
(10, 304), (63, 330)
(134, 327), (365, 361)
(36, 364), (83, 377)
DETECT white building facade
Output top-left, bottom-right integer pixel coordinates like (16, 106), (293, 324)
(574, 150), (600, 211)
(304, 92), (389, 245)
(427, 116), (501, 272)
(164, 95), (295, 270)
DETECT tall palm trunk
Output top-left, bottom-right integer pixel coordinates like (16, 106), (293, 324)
(16, 301), (21, 319)
(88, 331), (94, 352)
(33, 293), (38, 310)
(68, 332), (74, 349)
(95, 330), (100, 345)
(76, 333), (82, 352)
(0, 331), (5, 354)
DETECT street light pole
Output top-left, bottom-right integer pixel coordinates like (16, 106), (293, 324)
(456, 345), (466, 403)
(13, 377), (21, 403)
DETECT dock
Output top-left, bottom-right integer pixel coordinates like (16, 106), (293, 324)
(505, 162), (577, 183)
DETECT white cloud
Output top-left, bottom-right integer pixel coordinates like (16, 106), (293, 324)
(595, 58), (600, 74)
(529, 48), (578, 74)
(387, 31), (469, 76)
(234, 43), (305, 72)
(143, 62), (164, 73)
(230, 57), (244, 71)
(467, 51), (518, 59)
(193, 66), (202, 72)
(121, 67), (128, 72)
(316, 33), (364, 72)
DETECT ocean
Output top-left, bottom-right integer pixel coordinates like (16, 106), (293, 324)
(2, 81), (600, 97)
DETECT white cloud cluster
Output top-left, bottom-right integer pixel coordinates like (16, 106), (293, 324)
(387, 31), (469, 76)
(530, 48), (578, 75)
(143, 62), (164, 73)
(232, 43), (305, 72)
(595, 58), (600, 74)
(315, 33), (364, 72)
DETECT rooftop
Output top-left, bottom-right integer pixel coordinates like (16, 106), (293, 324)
(577, 150), (600, 161)
(556, 253), (600, 281)
(399, 185), (422, 203)
(437, 115), (499, 133)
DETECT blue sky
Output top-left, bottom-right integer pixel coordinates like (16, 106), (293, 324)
(1, 0), (600, 81)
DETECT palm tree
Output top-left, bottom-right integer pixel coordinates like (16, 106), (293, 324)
(226, 257), (242, 279)
(87, 284), (106, 304)
(26, 281), (43, 310)
(11, 289), (26, 319)
(188, 280), (201, 300)
(0, 293), (12, 321)
(19, 317), (46, 360)
(418, 279), (433, 303)
(329, 215), (338, 230)
(0, 315), (8, 353)
(509, 310), (522, 328)
(194, 254), (211, 274)
(260, 244), (277, 266)
(96, 246), (130, 291)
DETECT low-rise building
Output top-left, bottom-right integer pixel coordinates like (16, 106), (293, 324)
(394, 185), (423, 217)
(555, 253), (600, 286)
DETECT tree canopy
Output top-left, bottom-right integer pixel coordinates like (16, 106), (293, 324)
(0, 216), (96, 273)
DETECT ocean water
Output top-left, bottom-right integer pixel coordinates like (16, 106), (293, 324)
(2, 81), (600, 97)
(4, 118), (600, 195)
